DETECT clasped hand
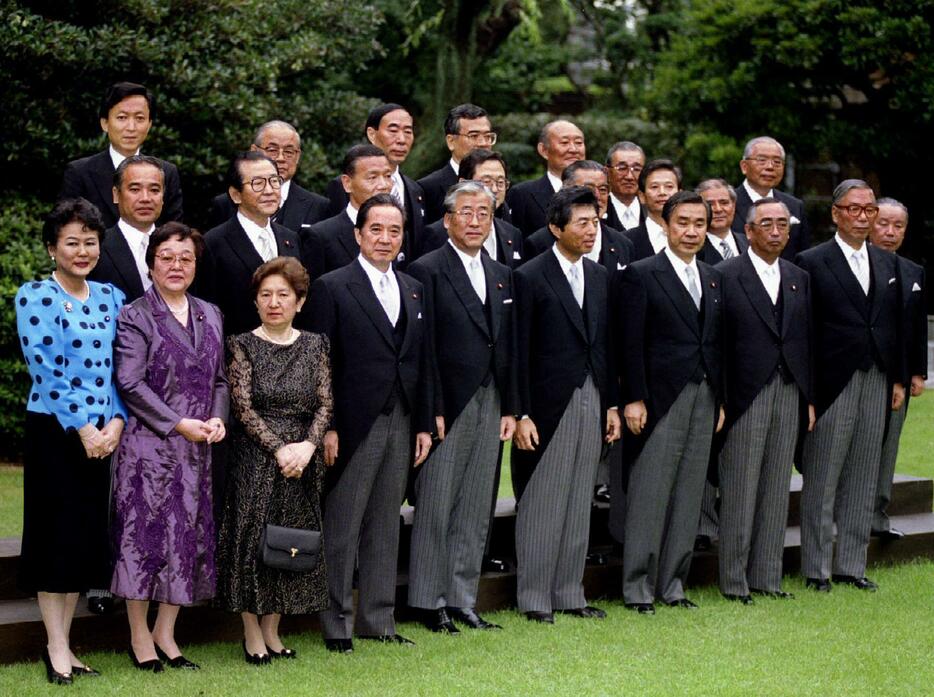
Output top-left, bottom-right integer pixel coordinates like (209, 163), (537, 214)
(275, 441), (316, 478)
(175, 417), (226, 444)
(78, 417), (124, 459)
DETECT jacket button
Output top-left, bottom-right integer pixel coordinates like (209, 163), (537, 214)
(487, 343), (493, 348)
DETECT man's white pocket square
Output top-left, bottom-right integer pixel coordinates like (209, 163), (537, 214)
(301, 223), (312, 228)
(417, 312), (423, 319)
(790, 215), (801, 225)
(513, 251), (521, 259)
(617, 263), (627, 270)
(913, 282), (922, 292)
(503, 298), (513, 304)
(889, 277), (896, 285)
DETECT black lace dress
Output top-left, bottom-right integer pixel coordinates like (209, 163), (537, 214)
(215, 331), (332, 614)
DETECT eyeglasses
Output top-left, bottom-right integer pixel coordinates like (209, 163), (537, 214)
(262, 146), (301, 160)
(248, 176), (282, 192)
(453, 208), (492, 222)
(479, 177), (509, 191)
(750, 219), (790, 232)
(745, 156), (785, 167)
(154, 253), (196, 267)
(458, 131), (497, 145)
(834, 204), (879, 219)
(610, 163), (643, 175)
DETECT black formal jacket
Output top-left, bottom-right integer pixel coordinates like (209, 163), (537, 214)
(301, 211), (357, 283)
(417, 163), (459, 224)
(420, 217), (525, 268)
(606, 197), (645, 232)
(505, 174), (555, 239)
(407, 244), (518, 426)
(895, 254), (927, 383)
(324, 174), (426, 268)
(718, 253), (812, 431)
(208, 181), (330, 233)
(59, 149), (183, 228)
(616, 252), (723, 461)
(795, 239), (902, 416)
(622, 221), (657, 262)
(512, 251), (614, 498)
(88, 225), (148, 303)
(198, 216), (302, 335)
(697, 231), (750, 266)
(308, 260), (432, 474)
(522, 222), (634, 274)
(732, 186), (810, 261)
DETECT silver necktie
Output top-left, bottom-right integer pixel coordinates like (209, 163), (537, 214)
(568, 264), (584, 308)
(685, 266), (701, 310)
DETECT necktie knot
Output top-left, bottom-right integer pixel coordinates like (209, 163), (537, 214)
(720, 240), (734, 259)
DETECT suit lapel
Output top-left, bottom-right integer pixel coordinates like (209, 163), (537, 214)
(482, 254), (504, 342)
(442, 245), (490, 339)
(867, 246), (890, 324)
(738, 254), (779, 337)
(734, 232), (749, 254)
(347, 262), (395, 351)
(147, 288), (196, 352)
(92, 152), (119, 222)
(583, 260), (600, 342)
(336, 216), (358, 260)
(543, 252), (586, 341)
(494, 220), (512, 264)
(398, 272), (421, 357)
(824, 243), (869, 317)
(598, 227), (619, 271)
(531, 176), (554, 216)
(271, 223), (297, 257)
(653, 254), (700, 337)
(189, 295), (206, 351)
(778, 260), (801, 338)
(103, 230), (145, 299)
(226, 218), (265, 272)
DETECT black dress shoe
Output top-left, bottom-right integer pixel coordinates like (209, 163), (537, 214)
(71, 664), (101, 677)
(481, 556), (508, 573)
(666, 598), (699, 609)
(421, 608), (460, 634)
(447, 606), (501, 629)
(42, 648), (73, 685)
(593, 484), (611, 504)
(241, 640), (270, 665)
(750, 588), (795, 600)
(831, 574), (878, 591)
(624, 603), (655, 615)
(805, 577), (832, 592)
(155, 645), (200, 670)
(871, 528), (905, 542)
(722, 594), (754, 605)
(324, 638), (353, 654)
(266, 646), (297, 659)
(585, 551), (608, 566)
(525, 611), (555, 624)
(87, 595), (114, 615)
(358, 634), (415, 645)
(693, 535), (712, 552)
(128, 647), (164, 672)
(558, 605), (607, 619)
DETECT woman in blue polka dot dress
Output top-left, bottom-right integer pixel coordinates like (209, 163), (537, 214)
(14, 198), (126, 684)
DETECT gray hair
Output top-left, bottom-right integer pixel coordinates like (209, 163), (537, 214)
(253, 120), (302, 148)
(832, 179), (873, 205)
(443, 180), (496, 213)
(606, 141), (645, 163)
(742, 136), (786, 159)
(695, 178), (737, 202)
(876, 196), (909, 219)
(561, 159), (605, 184)
(745, 197), (791, 225)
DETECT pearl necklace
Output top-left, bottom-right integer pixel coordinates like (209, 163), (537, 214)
(257, 325), (297, 344)
(51, 271), (89, 302)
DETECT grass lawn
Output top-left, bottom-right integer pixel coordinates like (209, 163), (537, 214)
(1, 560), (932, 696)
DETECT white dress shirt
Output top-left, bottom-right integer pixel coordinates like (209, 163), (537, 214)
(449, 158), (460, 176)
(482, 223), (498, 261)
(547, 171), (562, 193)
(610, 194), (641, 230)
(108, 145), (139, 170)
(116, 219), (154, 291)
(390, 167), (406, 206)
(345, 202), (359, 226)
(835, 233), (870, 294)
(358, 254), (400, 326)
(707, 232), (739, 259)
(552, 245), (585, 308)
(449, 241), (487, 303)
(237, 212), (276, 262)
(664, 247), (703, 304)
(646, 217), (668, 254)
(747, 248), (781, 304)
(279, 178), (292, 205)
(743, 179), (774, 203)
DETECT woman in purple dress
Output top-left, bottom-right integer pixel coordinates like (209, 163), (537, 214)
(110, 222), (229, 672)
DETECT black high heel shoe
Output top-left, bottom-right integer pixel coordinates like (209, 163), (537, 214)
(71, 664), (101, 677)
(242, 640), (270, 665)
(41, 647), (73, 685)
(128, 646), (164, 672)
(155, 645), (200, 670)
(266, 644), (297, 659)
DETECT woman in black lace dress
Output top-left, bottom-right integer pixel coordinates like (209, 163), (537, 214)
(215, 257), (332, 663)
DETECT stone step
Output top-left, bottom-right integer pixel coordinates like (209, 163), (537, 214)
(1, 510), (932, 666)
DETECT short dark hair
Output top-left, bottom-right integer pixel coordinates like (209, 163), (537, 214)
(547, 186), (598, 231)
(364, 103), (408, 138)
(561, 160), (604, 185)
(356, 193), (406, 229)
(113, 154), (165, 189)
(145, 222), (205, 269)
(832, 179), (873, 205)
(458, 148), (508, 181)
(226, 151), (278, 192)
(99, 82), (154, 120)
(444, 104), (489, 136)
(662, 190), (710, 226)
(342, 144), (389, 177)
(43, 198), (106, 248)
(638, 158), (682, 192)
(251, 256), (310, 301)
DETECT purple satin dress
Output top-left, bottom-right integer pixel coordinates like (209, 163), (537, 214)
(109, 288), (229, 604)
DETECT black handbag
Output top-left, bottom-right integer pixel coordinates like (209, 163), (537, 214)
(258, 523), (321, 572)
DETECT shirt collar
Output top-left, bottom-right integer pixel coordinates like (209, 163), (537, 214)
(449, 158), (460, 176)
(345, 202), (359, 226)
(610, 193), (640, 216)
(743, 179), (773, 203)
(546, 171), (563, 193)
(748, 247), (780, 276)
(664, 246), (698, 276)
(117, 218), (154, 244)
(237, 211), (272, 241)
(552, 243), (583, 276)
(109, 144), (140, 170)
(357, 254), (395, 287)
(707, 232), (737, 257)
(645, 217), (667, 252)
(447, 239), (483, 270)
(280, 178), (292, 203)
(834, 232), (866, 257)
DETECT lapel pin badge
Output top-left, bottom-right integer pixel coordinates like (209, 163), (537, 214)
(791, 283), (797, 291)
(412, 292), (418, 299)
(507, 239), (513, 246)
(284, 239), (293, 248)
(497, 282), (504, 289)
(63, 301), (73, 313)
(197, 314), (205, 321)
(709, 280), (718, 288)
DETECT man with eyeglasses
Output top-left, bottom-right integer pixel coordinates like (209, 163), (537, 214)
(418, 104), (498, 224)
(715, 198), (814, 604)
(406, 181), (518, 634)
(60, 81), (183, 229)
(199, 151), (302, 335)
(795, 180), (905, 593)
(731, 136), (810, 260)
(507, 120), (586, 239)
(209, 120), (330, 233)
(869, 198), (927, 542)
(326, 104), (427, 268)
(605, 141), (646, 231)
